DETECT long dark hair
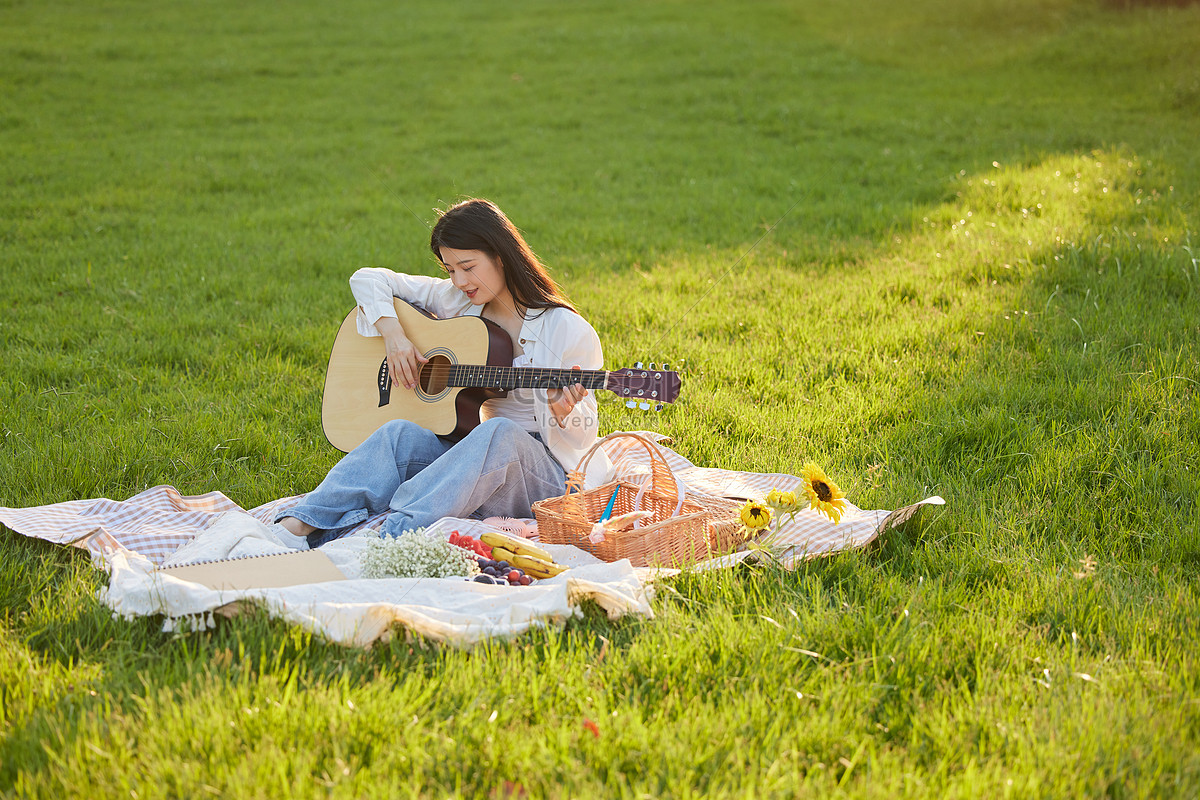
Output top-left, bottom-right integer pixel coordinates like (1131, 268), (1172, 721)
(429, 198), (576, 314)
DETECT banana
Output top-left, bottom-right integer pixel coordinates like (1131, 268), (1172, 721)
(490, 546), (518, 564)
(480, 531), (553, 562)
(511, 554), (568, 579)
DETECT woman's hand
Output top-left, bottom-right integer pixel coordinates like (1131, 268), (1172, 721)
(548, 366), (588, 426)
(375, 317), (427, 390)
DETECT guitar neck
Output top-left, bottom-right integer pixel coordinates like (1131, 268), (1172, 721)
(445, 365), (610, 392)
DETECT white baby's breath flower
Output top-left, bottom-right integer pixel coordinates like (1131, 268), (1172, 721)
(359, 529), (479, 579)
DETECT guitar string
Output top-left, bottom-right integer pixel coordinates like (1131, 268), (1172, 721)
(424, 362), (610, 390)
(445, 365), (608, 387)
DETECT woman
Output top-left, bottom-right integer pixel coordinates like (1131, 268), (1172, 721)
(275, 199), (612, 549)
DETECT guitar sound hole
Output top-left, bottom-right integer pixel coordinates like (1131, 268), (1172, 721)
(419, 355), (453, 395)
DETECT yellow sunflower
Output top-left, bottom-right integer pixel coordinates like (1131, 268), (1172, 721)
(738, 499), (773, 532)
(801, 463), (847, 524)
(772, 490), (800, 512)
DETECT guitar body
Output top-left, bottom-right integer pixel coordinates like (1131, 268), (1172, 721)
(321, 300), (514, 452)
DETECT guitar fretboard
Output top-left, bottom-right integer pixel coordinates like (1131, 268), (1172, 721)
(438, 365), (610, 391)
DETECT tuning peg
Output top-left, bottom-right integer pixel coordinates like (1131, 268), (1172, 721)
(661, 362), (670, 371)
(655, 403), (664, 412)
(626, 400), (638, 409)
(638, 401), (651, 411)
(635, 362), (644, 369)
(648, 362), (657, 370)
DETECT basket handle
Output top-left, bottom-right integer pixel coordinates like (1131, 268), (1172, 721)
(631, 470), (684, 526)
(564, 432), (686, 524)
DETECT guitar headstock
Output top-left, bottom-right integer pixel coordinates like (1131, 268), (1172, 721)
(606, 362), (681, 411)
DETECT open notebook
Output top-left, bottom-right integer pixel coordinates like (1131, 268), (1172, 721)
(157, 550), (345, 591)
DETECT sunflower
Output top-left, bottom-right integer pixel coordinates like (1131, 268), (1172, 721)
(770, 489), (800, 512)
(801, 463), (847, 523)
(738, 499), (773, 532)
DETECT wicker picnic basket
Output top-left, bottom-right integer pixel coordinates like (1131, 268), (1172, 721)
(532, 432), (712, 567)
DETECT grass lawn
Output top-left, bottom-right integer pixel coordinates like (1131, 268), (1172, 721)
(2, 0), (1199, 796)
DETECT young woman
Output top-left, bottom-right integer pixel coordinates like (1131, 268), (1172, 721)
(275, 199), (612, 548)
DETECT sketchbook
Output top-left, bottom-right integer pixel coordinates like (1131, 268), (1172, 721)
(157, 549), (346, 591)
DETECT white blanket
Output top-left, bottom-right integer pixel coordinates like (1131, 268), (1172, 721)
(98, 512), (658, 647)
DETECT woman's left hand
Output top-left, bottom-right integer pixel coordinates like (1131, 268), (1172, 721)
(548, 365), (588, 427)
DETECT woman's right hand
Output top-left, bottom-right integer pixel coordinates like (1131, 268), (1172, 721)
(374, 317), (427, 390)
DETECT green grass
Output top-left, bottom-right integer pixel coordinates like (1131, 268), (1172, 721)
(3, 0), (1199, 796)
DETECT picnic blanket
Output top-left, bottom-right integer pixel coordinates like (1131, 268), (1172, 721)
(0, 432), (943, 646)
(99, 513), (651, 647)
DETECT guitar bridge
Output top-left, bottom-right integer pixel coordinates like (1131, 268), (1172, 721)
(377, 358), (391, 407)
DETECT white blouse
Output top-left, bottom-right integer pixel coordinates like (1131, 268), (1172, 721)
(348, 267), (614, 490)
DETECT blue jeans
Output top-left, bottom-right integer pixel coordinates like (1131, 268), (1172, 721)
(277, 418), (567, 547)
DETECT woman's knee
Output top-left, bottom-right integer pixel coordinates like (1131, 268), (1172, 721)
(378, 419), (424, 437)
(356, 420), (445, 469)
(369, 419), (432, 447)
(473, 417), (527, 444)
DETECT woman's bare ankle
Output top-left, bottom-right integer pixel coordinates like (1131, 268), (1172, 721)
(278, 516), (317, 537)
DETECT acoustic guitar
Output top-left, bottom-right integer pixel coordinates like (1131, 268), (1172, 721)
(321, 299), (682, 452)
